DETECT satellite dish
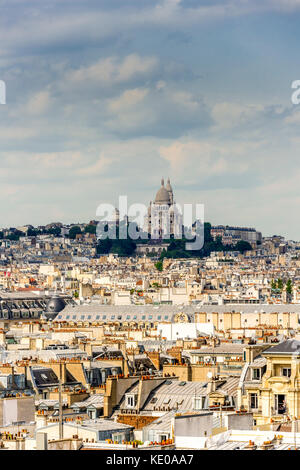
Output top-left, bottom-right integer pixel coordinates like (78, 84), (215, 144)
(207, 371), (213, 379)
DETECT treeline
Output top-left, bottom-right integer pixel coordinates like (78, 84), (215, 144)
(96, 222), (252, 258)
(0, 224), (98, 241)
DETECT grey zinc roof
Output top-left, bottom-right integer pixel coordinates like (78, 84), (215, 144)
(249, 356), (267, 368)
(263, 339), (300, 355)
(208, 440), (249, 450)
(143, 410), (177, 431)
(79, 418), (133, 431)
(54, 303), (300, 323)
(216, 376), (240, 398)
(142, 381), (208, 412)
(71, 394), (104, 409)
(189, 343), (245, 355)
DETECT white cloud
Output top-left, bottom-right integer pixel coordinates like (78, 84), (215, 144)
(107, 88), (149, 113)
(0, 127), (37, 139)
(31, 151), (82, 169)
(66, 54), (158, 85)
(25, 90), (51, 115)
(159, 138), (256, 178)
(75, 156), (112, 176)
(211, 102), (264, 129)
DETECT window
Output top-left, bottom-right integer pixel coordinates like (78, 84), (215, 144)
(193, 397), (205, 410)
(275, 394), (286, 414)
(96, 315), (100, 320)
(164, 315), (169, 320)
(249, 393), (258, 409)
(158, 316), (161, 320)
(252, 368), (261, 380)
(282, 368), (291, 377)
(126, 394), (136, 408)
(126, 315), (130, 320)
(87, 315), (91, 320)
(80, 315), (85, 320)
(142, 315), (146, 320)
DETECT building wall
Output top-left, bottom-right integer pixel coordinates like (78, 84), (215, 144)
(175, 413), (213, 449)
(0, 397), (35, 426)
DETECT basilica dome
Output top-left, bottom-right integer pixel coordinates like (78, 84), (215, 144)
(154, 178), (171, 204)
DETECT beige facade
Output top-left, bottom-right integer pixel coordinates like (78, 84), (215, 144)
(238, 340), (300, 427)
(195, 311), (299, 331)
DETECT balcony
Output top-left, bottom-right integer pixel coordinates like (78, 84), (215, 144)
(268, 376), (290, 384)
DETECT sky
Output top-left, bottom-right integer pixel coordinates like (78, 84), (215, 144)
(1, 0), (300, 239)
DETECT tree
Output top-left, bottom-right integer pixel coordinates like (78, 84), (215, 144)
(155, 260), (163, 272)
(286, 279), (293, 295)
(235, 240), (252, 253)
(97, 238), (112, 254)
(69, 226), (82, 239)
(27, 228), (39, 237)
(271, 279), (277, 290)
(46, 227), (61, 236)
(277, 278), (283, 291)
(6, 230), (23, 241)
(84, 224), (96, 235)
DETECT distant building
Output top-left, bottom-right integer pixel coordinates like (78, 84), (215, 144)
(145, 178), (182, 239)
(211, 225), (262, 246)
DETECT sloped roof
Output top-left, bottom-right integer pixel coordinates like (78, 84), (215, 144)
(263, 339), (300, 355)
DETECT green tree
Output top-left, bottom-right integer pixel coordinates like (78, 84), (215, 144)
(271, 279), (277, 290)
(69, 226), (82, 239)
(235, 240), (252, 253)
(97, 238), (113, 254)
(277, 278), (283, 291)
(286, 279), (293, 295)
(155, 260), (163, 272)
(84, 224), (96, 235)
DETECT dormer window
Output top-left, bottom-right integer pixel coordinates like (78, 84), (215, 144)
(193, 397), (206, 410)
(252, 368), (261, 380)
(125, 394), (137, 408)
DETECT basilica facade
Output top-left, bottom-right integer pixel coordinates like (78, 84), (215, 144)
(145, 178), (182, 239)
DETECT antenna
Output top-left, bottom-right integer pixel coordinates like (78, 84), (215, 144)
(58, 362), (63, 440)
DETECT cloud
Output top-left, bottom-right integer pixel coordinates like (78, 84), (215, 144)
(66, 54), (158, 85)
(211, 102), (264, 129)
(31, 151), (82, 169)
(25, 90), (51, 115)
(75, 156), (112, 176)
(107, 88), (149, 113)
(158, 139), (257, 182)
(0, 127), (37, 139)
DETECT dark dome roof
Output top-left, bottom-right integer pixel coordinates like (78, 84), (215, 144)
(45, 296), (66, 314)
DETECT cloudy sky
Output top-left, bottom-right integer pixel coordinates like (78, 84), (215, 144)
(1, 0), (300, 238)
